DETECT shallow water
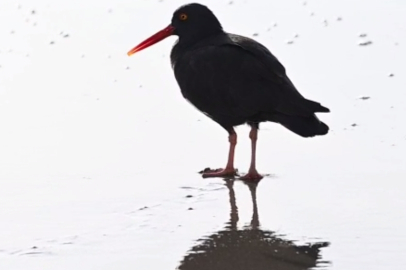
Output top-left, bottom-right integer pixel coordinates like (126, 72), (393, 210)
(177, 180), (330, 270)
(1, 0), (406, 269)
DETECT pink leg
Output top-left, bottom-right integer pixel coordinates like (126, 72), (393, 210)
(240, 127), (263, 181)
(202, 132), (238, 178)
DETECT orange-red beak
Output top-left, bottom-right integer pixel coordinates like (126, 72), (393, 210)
(127, 25), (175, 56)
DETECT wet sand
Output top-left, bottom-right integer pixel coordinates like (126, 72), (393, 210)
(1, 0), (406, 269)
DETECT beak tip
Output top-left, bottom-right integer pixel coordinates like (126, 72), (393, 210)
(127, 25), (174, 58)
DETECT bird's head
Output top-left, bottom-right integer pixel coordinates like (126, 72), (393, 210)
(127, 3), (223, 56)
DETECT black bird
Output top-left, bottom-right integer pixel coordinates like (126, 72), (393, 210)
(128, 3), (330, 181)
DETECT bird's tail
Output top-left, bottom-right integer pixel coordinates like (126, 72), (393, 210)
(272, 113), (329, 138)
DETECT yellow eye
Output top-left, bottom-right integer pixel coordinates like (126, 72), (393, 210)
(179, 13), (188, 21)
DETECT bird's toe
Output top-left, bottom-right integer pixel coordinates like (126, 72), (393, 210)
(200, 168), (238, 179)
(239, 171), (263, 182)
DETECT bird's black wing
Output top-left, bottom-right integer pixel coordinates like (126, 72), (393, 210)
(226, 33), (329, 116)
(173, 34), (328, 124)
(228, 34), (289, 86)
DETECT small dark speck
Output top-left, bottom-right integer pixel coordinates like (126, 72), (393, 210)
(294, 34), (299, 38)
(126, 66), (130, 70)
(228, 1), (234, 4)
(358, 41), (372, 46)
(138, 206), (148, 211)
(351, 123), (358, 127)
(49, 41), (55, 45)
(323, 20), (328, 26)
(81, 54), (85, 58)
(253, 33), (259, 37)
(390, 106), (394, 109)
(359, 33), (367, 37)
(32, 246), (38, 249)
(266, 28), (271, 32)
(186, 195), (193, 198)
(359, 96), (370, 100)
(394, 42), (399, 46)
(388, 73), (394, 77)
(337, 17), (342, 21)
(286, 40), (294, 45)
(96, 98), (100, 101)
(31, 10), (36, 15)
(310, 12), (314, 16)
(188, 207), (194, 211)
(273, 23), (278, 27)
(108, 8), (113, 13)
(63, 34), (69, 38)
(391, 144), (395, 147)
(10, 30), (15, 34)
(303, 2), (307, 6)
(139, 85), (143, 88)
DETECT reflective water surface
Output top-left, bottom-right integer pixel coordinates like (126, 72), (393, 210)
(177, 180), (330, 270)
(1, 0), (406, 269)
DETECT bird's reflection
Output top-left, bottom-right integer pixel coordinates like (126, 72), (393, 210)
(177, 180), (330, 270)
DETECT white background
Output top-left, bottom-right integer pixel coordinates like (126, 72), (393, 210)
(1, 0), (405, 269)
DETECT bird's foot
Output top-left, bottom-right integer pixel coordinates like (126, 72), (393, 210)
(199, 167), (238, 179)
(239, 170), (263, 182)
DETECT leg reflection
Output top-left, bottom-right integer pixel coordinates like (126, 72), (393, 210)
(177, 180), (330, 270)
